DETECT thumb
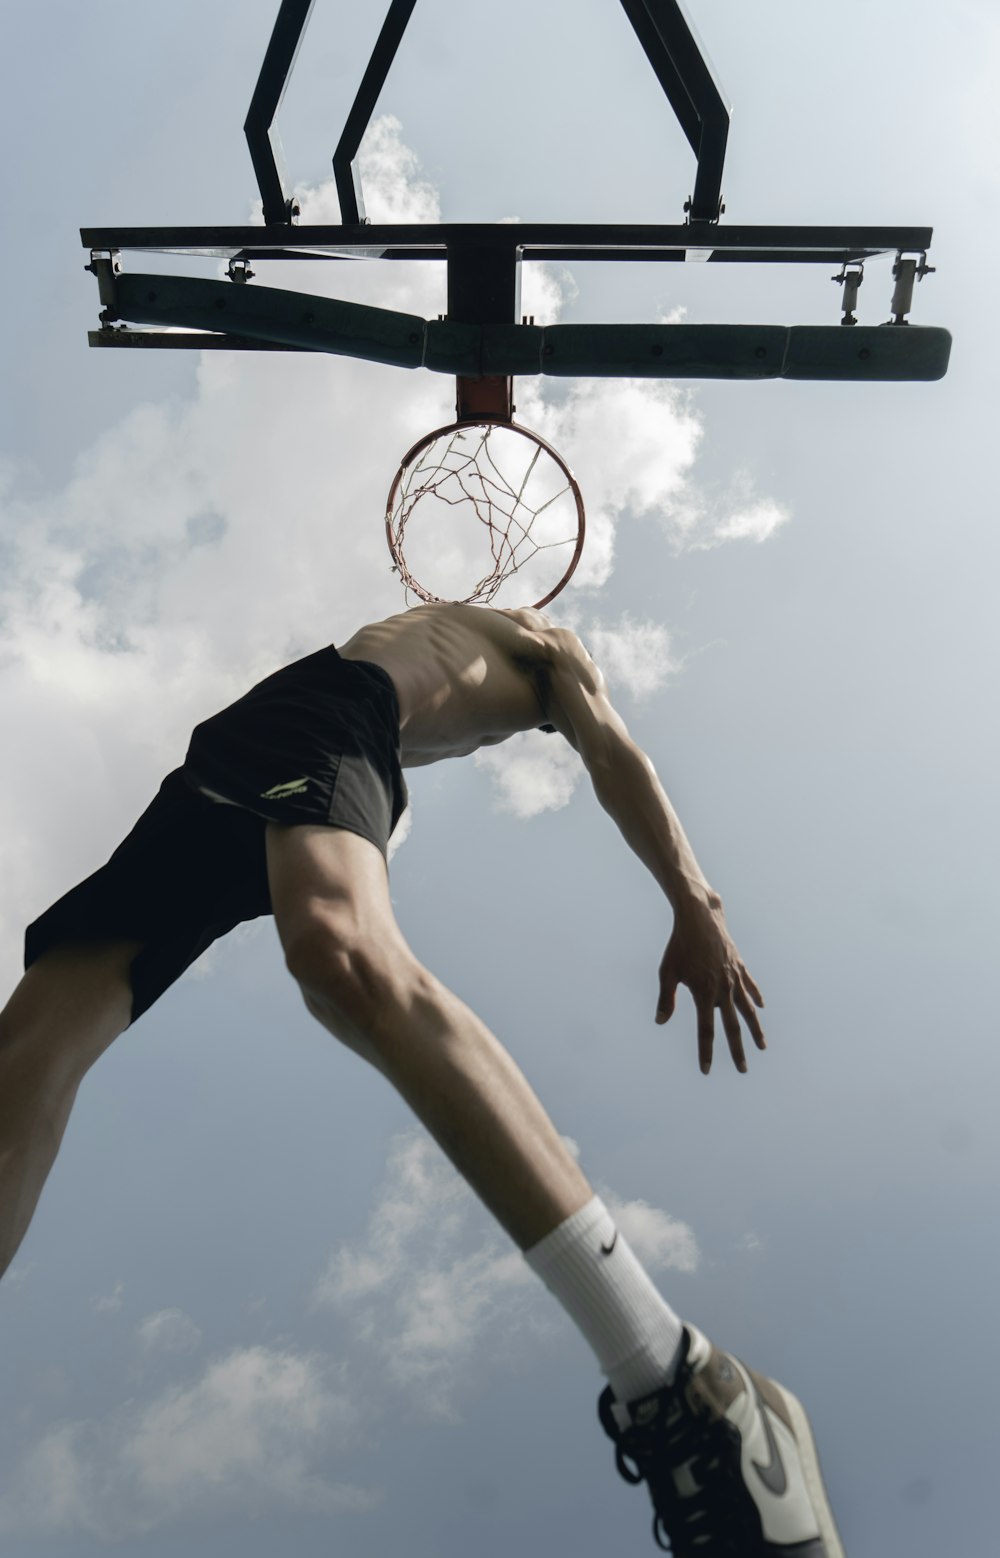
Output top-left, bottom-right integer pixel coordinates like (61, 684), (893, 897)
(656, 981), (677, 1025)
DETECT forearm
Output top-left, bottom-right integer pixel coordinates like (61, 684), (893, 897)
(590, 739), (716, 908)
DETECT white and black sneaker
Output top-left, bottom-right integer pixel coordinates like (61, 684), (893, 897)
(598, 1324), (845, 1555)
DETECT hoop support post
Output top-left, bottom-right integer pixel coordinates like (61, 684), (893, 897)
(447, 240), (520, 421)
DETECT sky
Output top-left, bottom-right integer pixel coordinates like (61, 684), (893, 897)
(1, 1), (998, 1554)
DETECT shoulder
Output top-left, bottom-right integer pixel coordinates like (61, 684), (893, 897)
(493, 608), (593, 672)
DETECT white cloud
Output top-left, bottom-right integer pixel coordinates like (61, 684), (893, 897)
(607, 1196), (699, 1274)
(311, 1130), (698, 1420)
(516, 376), (705, 589)
(339, 114), (441, 227)
(585, 614), (681, 699)
(1, 1128), (699, 1537)
(0, 1346), (380, 1541)
(312, 1133), (542, 1422)
(712, 495), (790, 546)
(658, 470), (792, 552)
(474, 728), (585, 818)
(136, 1308), (203, 1354)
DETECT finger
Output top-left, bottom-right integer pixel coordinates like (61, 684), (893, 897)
(734, 984), (767, 1050)
(657, 971), (678, 1025)
(741, 965), (765, 1008)
(697, 1000), (715, 1075)
(721, 997), (747, 1074)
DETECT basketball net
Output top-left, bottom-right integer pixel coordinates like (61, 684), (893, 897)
(385, 417), (586, 609)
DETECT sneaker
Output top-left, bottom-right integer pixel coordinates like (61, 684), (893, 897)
(598, 1324), (845, 1555)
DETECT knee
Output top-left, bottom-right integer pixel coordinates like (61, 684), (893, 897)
(283, 910), (437, 1053)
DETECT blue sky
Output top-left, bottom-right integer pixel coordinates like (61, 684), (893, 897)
(1, 3), (998, 1554)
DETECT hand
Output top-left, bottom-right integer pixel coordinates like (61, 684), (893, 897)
(655, 890), (766, 1074)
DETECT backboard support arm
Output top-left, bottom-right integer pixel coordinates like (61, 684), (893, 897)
(618, 0), (730, 221)
(244, 0), (316, 225)
(244, 0), (730, 228)
(333, 0), (420, 224)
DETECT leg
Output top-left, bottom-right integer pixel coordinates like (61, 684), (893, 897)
(270, 827), (846, 1556)
(266, 824), (592, 1250)
(267, 823), (688, 1405)
(0, 940), (140, 1279)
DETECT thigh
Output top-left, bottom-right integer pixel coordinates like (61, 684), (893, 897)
(265, 822), (403, 955)
(266, 824), (420, 1065)
(25, 771), (273, 1025)
(1, 939), (143, 1084)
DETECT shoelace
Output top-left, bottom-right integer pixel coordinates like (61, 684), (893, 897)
(607, 1398), (758, 1556)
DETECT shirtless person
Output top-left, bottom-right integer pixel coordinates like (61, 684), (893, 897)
(0, 604), (843, 1555)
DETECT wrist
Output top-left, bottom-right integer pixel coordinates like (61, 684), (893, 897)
(667, 875), (721, 915)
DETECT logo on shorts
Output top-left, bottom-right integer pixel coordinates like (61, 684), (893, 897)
(261, 778), (309, 799)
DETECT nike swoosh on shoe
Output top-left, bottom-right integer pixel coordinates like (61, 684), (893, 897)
(750, 1380), (788, 1497)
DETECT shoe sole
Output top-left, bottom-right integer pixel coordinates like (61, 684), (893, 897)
(779, 1385), (846, 1558)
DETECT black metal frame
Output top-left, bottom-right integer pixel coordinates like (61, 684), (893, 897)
(618, 0), (729, 221)
(82, 220), (935, 267)
(243, 0), (316, 226)
(82, 1), (948, 382)
(244, 0), (730, 229)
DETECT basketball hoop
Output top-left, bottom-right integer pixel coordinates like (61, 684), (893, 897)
(385, 416), (586, 609)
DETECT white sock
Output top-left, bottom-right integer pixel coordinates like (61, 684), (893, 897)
(524, 1195), (686, 1404)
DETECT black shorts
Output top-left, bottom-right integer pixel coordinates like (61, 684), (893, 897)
(24, 647), (408, 1024)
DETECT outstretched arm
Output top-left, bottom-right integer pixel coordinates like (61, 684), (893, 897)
(541, 630), (765, 1074)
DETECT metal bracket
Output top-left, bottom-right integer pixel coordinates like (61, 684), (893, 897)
(85, 249), (122, 317)
(227, 257), (256, 284)
(832, 261), (864, 326)
(888, 251), (936, 325)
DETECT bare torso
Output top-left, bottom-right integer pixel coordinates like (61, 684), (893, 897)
(339, 604), (556, 767)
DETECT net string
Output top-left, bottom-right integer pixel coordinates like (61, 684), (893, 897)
(388, 424), (581, 605)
